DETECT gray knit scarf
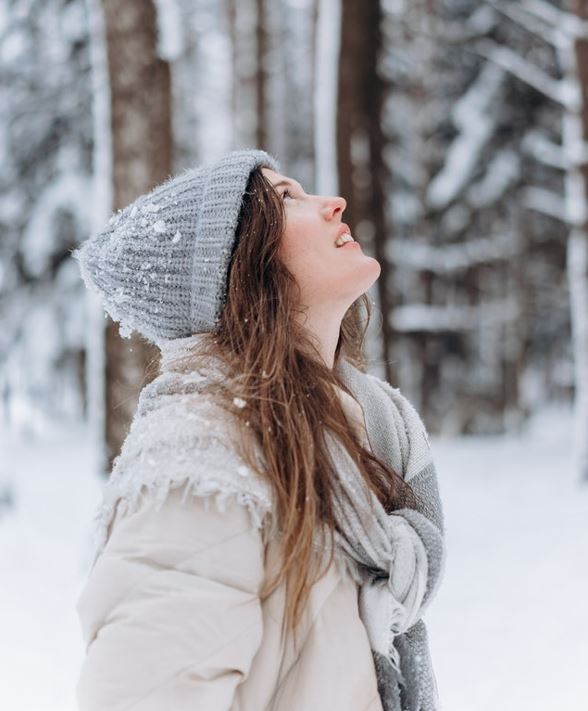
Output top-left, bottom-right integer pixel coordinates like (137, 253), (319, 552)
(90, 335), (446, 711)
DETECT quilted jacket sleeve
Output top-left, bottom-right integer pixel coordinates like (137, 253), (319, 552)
(75, 485), (266, 711)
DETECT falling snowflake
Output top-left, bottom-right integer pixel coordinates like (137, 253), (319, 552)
(172, 230), (182, 244)
(233, 397), (247, 408)
(153, 219), (167, 234)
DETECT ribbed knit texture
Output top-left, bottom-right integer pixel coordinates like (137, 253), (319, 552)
(71, 149), (280, 344)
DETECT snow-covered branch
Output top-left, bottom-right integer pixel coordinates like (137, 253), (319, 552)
(466, 147), (520, 208)
(518, 0), (588, 40)
(472, 38), (576, 108)
(521, 129), (566, 171)
(521, 185), (568, 222)
(522, 127), (588, 171)
(426, 63), (504, 210)
(441, 6), (500, 44)
(483, 0), (561, 47)
(391, 299), (520, 333)
(22, 172), (91, 277)
(389, 234), (520, 274)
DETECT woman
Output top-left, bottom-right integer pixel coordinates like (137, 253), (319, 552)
(72, 148), (446, 711)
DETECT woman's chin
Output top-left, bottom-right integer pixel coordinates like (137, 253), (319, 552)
(345, 265), (382, 300)
(368, 257), (382, 279)
(361, 254), (382, 278)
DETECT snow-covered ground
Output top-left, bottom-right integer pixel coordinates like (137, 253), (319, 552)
(427, 403), (588, 710)
(0, 402), (585, 711)
(0, 419), (102, 711)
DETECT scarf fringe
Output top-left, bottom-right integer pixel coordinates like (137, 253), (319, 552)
(387, 605), (405, 677)
(91, 462), (275, 566)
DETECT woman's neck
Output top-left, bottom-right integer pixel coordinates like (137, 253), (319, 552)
(335, 386), (368, 443)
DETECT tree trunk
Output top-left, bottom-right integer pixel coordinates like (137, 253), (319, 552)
(571, 0), (588, 480)
(255, 0), (269, 150)
(338, 0), (393, 382)
(557, 0), (588, 481)
(227, 0), (258, 146)
(101, 0), (172, 474)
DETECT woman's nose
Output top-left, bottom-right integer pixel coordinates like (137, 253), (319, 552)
(323, 195), (347, 219)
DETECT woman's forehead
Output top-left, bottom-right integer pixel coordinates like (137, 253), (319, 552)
(261, 168), (302, 192)
(261, 167), (285, 184)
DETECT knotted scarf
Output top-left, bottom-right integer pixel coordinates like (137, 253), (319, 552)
(90, 335), (446, 711)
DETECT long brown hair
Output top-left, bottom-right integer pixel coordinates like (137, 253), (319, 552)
(162, 166), (417, 639)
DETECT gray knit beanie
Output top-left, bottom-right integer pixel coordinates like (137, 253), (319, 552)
(72, 148), (280, 345)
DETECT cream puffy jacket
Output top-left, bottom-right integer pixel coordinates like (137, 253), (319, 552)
(76, 483), (384, 711)
(75, 377), (386, 711)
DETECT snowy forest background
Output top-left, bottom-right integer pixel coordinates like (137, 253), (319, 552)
(1, 0), (587, 709)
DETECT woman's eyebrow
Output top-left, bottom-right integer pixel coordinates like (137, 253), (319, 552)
(274, 179), (304, 192)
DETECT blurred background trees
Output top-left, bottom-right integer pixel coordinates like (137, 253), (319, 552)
(0, 0), (582, 475)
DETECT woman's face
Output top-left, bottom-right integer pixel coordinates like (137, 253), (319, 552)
(261, 168), (381, 313)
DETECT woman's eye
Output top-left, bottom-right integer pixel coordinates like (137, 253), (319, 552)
(282, 189), (293, 201)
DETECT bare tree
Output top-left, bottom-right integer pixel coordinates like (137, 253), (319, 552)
(100, 0), (172, 474)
